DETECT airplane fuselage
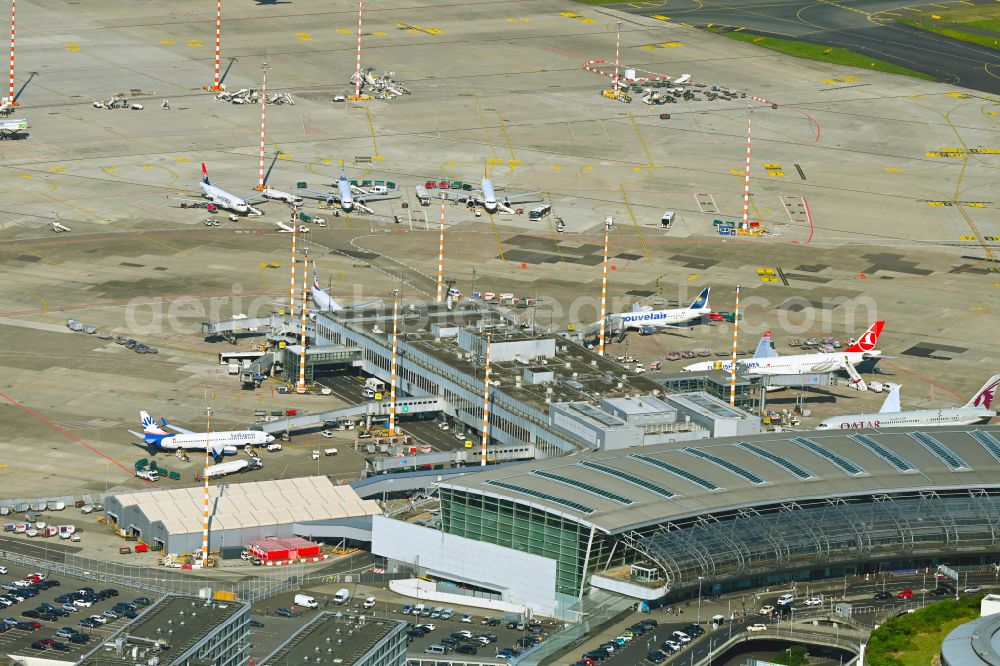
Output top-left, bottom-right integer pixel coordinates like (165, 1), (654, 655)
(201, 183), (249, 213)
(817, 407), (995, 430)
(337, 178), (355, 212)
(150, 430), (273, 452)
(616, 307), (711, 330)
(684, 351), (879, 374)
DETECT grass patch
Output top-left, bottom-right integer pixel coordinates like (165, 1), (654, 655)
(708, 28), (937, 81)
(866, 595), (982, 666)
(898, 5), (1000, 51)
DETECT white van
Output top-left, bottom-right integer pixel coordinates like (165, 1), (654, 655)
(332, 588), (350, 604)
(661, 210), (675, 228)
(424, 645), (451, 655)
(294, 594), (319, 608)
(266, 443), (283, 452)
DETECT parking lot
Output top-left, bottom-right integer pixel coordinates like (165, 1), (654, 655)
(0, 558), (159, 659)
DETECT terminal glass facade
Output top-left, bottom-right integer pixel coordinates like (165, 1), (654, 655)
(440, 488), (603, 596)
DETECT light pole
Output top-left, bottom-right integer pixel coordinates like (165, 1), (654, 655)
(697, 576), (705, 625)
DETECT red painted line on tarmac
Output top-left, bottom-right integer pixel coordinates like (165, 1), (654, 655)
(801, 196), (815, 244)
(0, 391), (154, 487)
(876, 361), (965, 403)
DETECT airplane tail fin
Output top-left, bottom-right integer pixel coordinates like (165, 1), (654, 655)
(844, 321), (885, 353)
(140, 410), (167, 435)
(201, 162), (211, 185)
(689, 287), (710, 310)
(879, 383), (902, 413)
(631, 303), (642, 313)
(964, 374), (1000, 409)
(753, 331), (779, 359)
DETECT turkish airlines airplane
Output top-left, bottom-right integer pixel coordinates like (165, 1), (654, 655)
(816, 375), (998, 430)
(683, 321), (886, 390)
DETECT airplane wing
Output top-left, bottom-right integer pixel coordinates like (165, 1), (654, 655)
(500, 192), (544, 204)
(161, 417), (196, 435)
(297, 187), (339, 202)
(356, 191), (402, 201)
(879, 384), (902, 413)
(127, 430), (148, 441)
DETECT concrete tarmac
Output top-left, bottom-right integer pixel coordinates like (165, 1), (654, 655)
(0, 0), (997, 501)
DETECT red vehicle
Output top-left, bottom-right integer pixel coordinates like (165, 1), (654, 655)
(437, 180), (449, 189)
(206, 203), (218, 213)
(706, 313), (725, 321)
(898, 589), (914, 599)
(424, 181), (437, 189)
(29, 622), (41, 629)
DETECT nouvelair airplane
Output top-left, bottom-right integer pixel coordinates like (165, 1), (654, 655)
(611, 288), (711, 334)
(129, 411), (274, 457)
(683, 321), (886, 390)
(816, 375), (999, 430)
(300, 174), (397, 214)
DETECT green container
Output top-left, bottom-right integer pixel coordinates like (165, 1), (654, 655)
(296, 181), (307, 189)
(450, 181), (463, 190)
(386, 181), (396, 189)
(374, 180), (385, 186)
(169, 471), (181, 481)
(149, 461), (159, 471)
(361, 179), (372, 187)
(349, 179), (359, 186)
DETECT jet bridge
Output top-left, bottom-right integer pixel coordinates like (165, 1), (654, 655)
(252, 396), (445, 434)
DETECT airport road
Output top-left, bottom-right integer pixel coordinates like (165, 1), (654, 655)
(611, 0), (1000, 93)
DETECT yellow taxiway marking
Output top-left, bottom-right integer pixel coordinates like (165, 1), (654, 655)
(65, 43), (81, 52)
(160, 39), (176, 45)
(296, 32), (312, 41)
(187, 40), (202, 47)
(49, 166), (65, 173)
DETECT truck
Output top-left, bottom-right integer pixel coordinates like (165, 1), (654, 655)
(414, 185), (430, 206)
(294, 594), (319, 608)
(332, 588), (350, 604)
(228, 361), (240, 375)
(363, 377), (386, 398)
(136, 469), (159, 482)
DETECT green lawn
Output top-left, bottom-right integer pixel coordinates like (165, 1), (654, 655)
(867, 596), (983, 666)
(898, 5), (1000, 51)
(709, 28), (937, 81)
(894, 615), (970, 666)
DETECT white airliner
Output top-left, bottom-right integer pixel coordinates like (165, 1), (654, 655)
(683, 321), (886, 391)
(312, 266), (344, 312)
(611, 288), (711, 334)
(299, 175), (395, 214)
(816, 375), (999, 430)
(196, 163), (263, 215)
(128, 410), (274, 457)
(466, 178), (542, 215)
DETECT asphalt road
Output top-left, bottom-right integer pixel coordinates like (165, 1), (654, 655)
(612, 0), (1000, 94)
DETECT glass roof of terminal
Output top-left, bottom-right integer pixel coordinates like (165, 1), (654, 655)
(578, 461), (677, 499)
(629, 454), (722, 491)
(850, 434), (918, 473)
(970, 430), (1000, 463)
(485, 479), (596, 514)
(737, 442), (817, 480)
(910, 431), (970, 471)
(532, 470), (635, 505)
(791, 437), (868, 476)
(571, 403), (625, 428)
(681, 448), (767, 485)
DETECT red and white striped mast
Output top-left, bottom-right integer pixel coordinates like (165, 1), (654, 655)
(349, 0), (364, 100)
(388, 290), (400, 436)
(255, 59), (269, 191)
(297, 252), (309, 393)
(210, 0), (224, 91)
(7, 0), (16, 105)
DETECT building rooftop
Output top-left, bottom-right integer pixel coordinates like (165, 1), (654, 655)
(437, 425), (1000, 534)
(110, 476), (380, 535)
(260, 613), (404, 665)
(78, 595), (247, 666)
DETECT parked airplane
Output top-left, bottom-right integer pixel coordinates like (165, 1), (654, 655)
(611, 288), (711, 334)
(312, 267), (344, 312)
(261, 188), (303, 205)
(816, 375), (999, 430)
(683, 321), (886, 391)
(463, 177), (542, 215)
(299, 174), (396, 214)
(128, 410), (274, 456)
(192, 163), (264, 215)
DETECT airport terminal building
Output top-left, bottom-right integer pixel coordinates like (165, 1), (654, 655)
(374, 425), (1000, 619)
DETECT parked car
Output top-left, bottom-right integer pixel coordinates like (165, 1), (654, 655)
(747, 623), (768, 632)
(461, 613), (474, 623)
(275, 608), (293, 618)
(777, 594), (794, 606)
(804, 597), (823, 606)
(965, 586), (984, 594)
(401, 604), (414, 615)
(758, 605), (774, 615)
